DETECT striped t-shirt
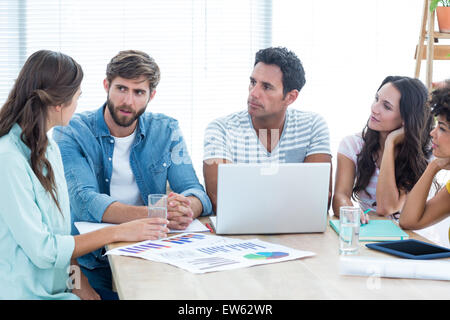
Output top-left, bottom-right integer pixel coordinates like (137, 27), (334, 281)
(338, 134), (378, 213)
(203, 109), (331, 163)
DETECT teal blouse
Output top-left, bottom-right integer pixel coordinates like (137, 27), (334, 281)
(0, 124), (77, 299)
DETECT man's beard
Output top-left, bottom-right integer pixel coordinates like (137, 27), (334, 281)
(106, 95), (147, 128)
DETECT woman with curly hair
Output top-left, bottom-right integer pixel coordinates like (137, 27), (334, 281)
(400, 86), (450, 231)
(332, 76), (433, 223)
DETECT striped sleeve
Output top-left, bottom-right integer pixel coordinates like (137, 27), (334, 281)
(305, 113), (331, 157)
(203, 118), (233, 162)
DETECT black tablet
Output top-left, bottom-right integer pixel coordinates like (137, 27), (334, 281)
(366, 239), (450, 260)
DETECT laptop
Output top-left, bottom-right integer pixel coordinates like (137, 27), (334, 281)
(214, 162), (330, 235)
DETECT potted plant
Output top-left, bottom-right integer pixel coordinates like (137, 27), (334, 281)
(430, 0), (450, 32)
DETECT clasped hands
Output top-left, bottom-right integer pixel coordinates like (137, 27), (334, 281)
(166, 192), (194, 230)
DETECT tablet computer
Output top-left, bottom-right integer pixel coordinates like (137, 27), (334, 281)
(366, 239), (450, 260)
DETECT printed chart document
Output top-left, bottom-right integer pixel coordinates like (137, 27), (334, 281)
(74, 219), (210, 235)
(105, 233), (315, 274)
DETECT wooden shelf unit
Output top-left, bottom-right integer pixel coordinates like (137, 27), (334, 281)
(414, 0), (450, 90)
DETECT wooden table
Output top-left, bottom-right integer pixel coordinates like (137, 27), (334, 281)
(107, 216), (450, 300)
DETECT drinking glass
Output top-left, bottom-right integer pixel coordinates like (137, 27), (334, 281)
(339, 206), (360, 255)
(148, 194), (168, 227)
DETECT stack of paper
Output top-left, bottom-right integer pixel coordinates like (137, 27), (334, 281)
(339, 256), (450, 281)
(74, 218), (210, 235)
(106, 232), (315, 274)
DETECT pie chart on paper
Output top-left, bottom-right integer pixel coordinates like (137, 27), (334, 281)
(244, 252), (289, 260)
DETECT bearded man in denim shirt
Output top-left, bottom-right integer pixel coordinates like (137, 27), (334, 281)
(54, 50), (212, 299)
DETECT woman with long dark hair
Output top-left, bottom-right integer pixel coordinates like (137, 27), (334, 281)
(333, 76), (433, 222)
(0, 50), (168, 300)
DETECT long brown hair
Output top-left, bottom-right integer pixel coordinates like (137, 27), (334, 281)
(0, 50), (83, 212)
(353, 76), (433, 203)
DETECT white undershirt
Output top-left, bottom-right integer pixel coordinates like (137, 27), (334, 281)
(109, 129), (144, 206)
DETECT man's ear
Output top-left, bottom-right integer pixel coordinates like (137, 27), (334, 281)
(284, 89), (299, 106)
(103, 78), (110, 93)
(149, 89), (157, 102)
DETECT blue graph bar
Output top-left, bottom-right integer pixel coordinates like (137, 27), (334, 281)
(163, 234), (206, 245)
(197, 245), (232, 255)
(119, 248), (142, 254)
(164, 240), (189, 244)
(229, 242), (266, 251)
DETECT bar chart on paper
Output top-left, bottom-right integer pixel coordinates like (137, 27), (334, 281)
(106, 233), (316, 274)
(118, 242), (171, 254)
(196, 241), (267, 255)
(186, 256), (241, 271)
(162, 233), (206, 245)
(107, 233), (223, 260)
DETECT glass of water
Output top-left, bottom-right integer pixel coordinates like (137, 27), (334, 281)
(339, 206), (360, 255)
(148, 194), (168, 227)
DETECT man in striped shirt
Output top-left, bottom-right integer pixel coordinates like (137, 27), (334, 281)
(203, 47), (332, 213)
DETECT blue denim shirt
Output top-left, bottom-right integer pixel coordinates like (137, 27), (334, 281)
(53, 104), (212, 269)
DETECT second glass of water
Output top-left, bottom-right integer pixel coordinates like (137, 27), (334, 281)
(148, 194), (168, 227)
(339, 206), (360, 255)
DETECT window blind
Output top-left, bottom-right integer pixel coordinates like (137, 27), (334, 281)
(0, 0), (272, 177)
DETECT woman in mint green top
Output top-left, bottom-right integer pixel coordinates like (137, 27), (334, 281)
(0, 123), (76, 299)
(0, 50), (169, 300)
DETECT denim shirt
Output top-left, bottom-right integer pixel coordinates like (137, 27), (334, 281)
(53, 104), (212, 269)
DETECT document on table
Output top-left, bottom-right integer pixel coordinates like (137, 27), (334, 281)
(339, 256), (450, 281)
(105, 232), (315, 274)
(74, 218), (210, 235)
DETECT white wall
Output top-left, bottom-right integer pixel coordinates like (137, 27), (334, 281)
(272, 0), (450, 247)
(273, 0), (448, 164)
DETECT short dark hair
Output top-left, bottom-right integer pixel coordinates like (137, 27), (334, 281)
(106, 50), (160, 93)
(254, 47), (305, 96)
(431, 87), (450, 122)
